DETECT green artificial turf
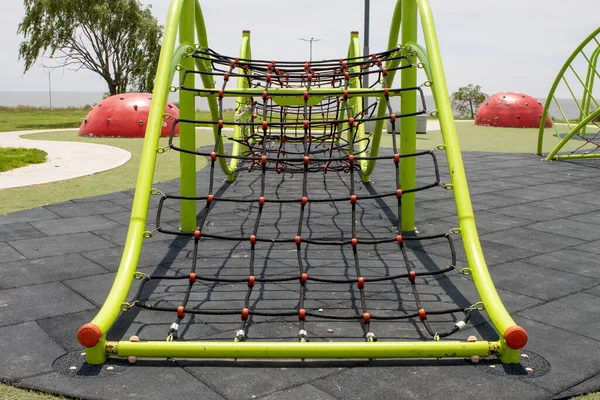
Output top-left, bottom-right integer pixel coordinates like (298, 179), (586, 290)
(0, 106), (236, 133)
(0, 384), (67, 400)
(571, 394), (600, 400)
(0, 106), (89, 132)
(0, 147), (48, 172)
(379, 121), (588, 154)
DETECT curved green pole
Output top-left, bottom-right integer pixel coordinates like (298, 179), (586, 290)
(179, 0), (196, 231)
(399, 0), (418, 232)
(193, 0), (235, 181)
(415, 0), (522, 364)
(84, 0), (186, 365)
(545, 107), (600, 160)
(230, 30), (252, 172)
(362, 0), (403, 179)
(537, 26), (600, 155)
(404, 42), (432, 83)
(348, 32), (365, 158)
(581, 46), (600, 135)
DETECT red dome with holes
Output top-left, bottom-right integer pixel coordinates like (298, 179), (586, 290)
(474, 92), (552, 128)
(78, 93), (179, 138)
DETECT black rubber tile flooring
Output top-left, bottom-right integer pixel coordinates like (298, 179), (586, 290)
(1, 150), (599, 400)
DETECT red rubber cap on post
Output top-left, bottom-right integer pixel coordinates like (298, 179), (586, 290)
(504, 326), (528, 349)
(78, 323), (102, 348)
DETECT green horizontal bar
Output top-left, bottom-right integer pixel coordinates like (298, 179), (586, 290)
(191, 87), (404, 97)
(552, 152), (600, 160)
(113, 340), (497, 359)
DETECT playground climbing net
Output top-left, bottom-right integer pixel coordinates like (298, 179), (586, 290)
(122, 48), (482, 344)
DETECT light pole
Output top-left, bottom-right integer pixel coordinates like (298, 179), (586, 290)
(42, 64), (56, 109)
(363, 0), (370, 116)
(48, 69), (52, 109)
(299, 37), (321, 62)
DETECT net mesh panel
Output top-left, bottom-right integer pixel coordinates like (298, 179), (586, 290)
(122, 48), (481, 343)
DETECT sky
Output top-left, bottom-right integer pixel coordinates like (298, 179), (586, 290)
(0, 0), (598, 99)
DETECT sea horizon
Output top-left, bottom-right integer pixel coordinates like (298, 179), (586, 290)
(0, 91), (584, 121)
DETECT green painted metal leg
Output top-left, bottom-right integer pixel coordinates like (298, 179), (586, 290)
(400, 0), (418, 233)
(179, 0), (196, 231)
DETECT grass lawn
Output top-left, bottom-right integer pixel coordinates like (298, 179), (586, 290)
(0, 384), (66, 400)
(0, 106), (89, 132)
(0, 147), (47, 172)
(0, 106), (236, 133)
(378, 121), (589, 154)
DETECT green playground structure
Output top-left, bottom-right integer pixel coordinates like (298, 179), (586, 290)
(78, 0), (528, 365)
(537, 26), (600, 160)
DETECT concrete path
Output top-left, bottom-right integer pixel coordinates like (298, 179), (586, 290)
(0, 129), (131, 189)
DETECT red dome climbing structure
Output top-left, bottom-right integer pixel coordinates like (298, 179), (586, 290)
(474, 92), (552, 128)
(79, 93), (180, 138)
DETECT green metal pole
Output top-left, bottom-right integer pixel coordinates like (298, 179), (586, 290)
(231, 30), (252, 172)
(416, 0), (524, 363)
(362, 0), (403, 178)
(193, 1), (235, 180)
(82, 0), (186, 365)
(400, 0), (418, 233)
(537, 26), (600, 155)
(347, 32), (364, 156)
(114, 340), (495, 359)
(179, 0), (196, 231)
(581, 47), (600, 135)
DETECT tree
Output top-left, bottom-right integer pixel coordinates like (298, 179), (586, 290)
(450, 84), (488, 119)
(18, 0), (163, 96)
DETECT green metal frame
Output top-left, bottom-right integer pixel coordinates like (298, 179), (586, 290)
(81, 0), (525, 365)
(537, 26), (600, 160)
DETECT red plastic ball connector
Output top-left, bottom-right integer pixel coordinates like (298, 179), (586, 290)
(241, 308), (249, 320)
(362, 312), (371, 324)
(299, 273), (309, 283)
(298, 308), (306, 321)
(357, 277), (365, 289)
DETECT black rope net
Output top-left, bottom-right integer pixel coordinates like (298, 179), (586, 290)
(120, 47), (483, 344)
(559, 117), (600, 156)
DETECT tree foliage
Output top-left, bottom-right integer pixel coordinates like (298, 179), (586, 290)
(18, 0), (163, 95)
(451, 84), (488, 119)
